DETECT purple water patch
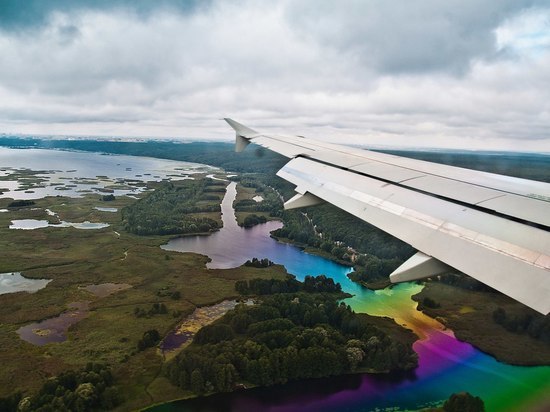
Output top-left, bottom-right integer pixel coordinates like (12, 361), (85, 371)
(17, 301), (90, 346)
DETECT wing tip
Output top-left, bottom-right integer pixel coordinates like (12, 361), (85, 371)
(224, 118), (258, 138)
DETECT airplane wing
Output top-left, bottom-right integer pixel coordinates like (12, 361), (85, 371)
(225, 118), (550, 315)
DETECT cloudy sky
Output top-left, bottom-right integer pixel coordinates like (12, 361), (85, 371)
(1, 0), (549, 151)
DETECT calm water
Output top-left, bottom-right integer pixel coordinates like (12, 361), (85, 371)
(0, 147), (213, 200)
(17, 301), (90, 346)
(155, 182), (550, 412)
(9, 219), (110, 230)
(0, 272), (51, 295)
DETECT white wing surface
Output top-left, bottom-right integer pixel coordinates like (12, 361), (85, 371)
(225, 118), (550, 314)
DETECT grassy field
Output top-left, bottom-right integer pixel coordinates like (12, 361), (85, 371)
(0, 181), (287, 410)
(413, 282), (550, 366)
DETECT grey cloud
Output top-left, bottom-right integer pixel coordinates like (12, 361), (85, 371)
(286, 0), (543, 75)
(0, 0), (209, 31)
(0, 1), (548, 151)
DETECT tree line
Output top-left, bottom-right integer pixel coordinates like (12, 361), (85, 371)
(493, 307), (550, 343)
(235, 274), (342, 295)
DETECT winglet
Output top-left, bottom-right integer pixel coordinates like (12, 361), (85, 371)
(224, 118), (259, 152)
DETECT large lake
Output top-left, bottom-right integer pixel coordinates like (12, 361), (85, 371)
(157, 179), (550, 412)
(0, 147), (215, 200)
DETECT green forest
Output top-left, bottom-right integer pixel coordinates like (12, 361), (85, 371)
(165, 276), (417, 394)
(121, 179), (223, 235)
(0, 363), (121, 412)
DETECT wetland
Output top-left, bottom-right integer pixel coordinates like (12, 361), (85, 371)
(0, 140), (548, 412)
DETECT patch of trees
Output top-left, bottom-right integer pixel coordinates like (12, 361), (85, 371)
(493, 308), (550, 343)
(121, 180), (221, 235)
(7, 199), (35, 207)
(272, 206), (414, 286)
(243, 214), (267, 228)
(137, 329), (161, 351)
(348, 255), (403, 286)
(441, 392), (485, 412)
(436, 273), (494, 292)
(421, 297), (441, 309)
(165, 292), (418, 395)
(134, 303), (168, 317)
(234, 175), (284, 220)
(0, 363), (121, 412)
(101, 194), (115, 201)
(235, 275), (342, 295)
(244, 257), (274, 268)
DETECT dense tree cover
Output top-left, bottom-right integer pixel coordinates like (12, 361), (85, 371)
(134, 303), (168, 318)
(0, 363), (121, 412)
(272, 206), (414, 286)
(421, 297), (441, 309)
(235, 275), (342, 295)
(101, 194), (115, 201)
(137, 329), (161, 351)
(307, 205), (415, 260)
(348, 255), (403, 286)
(436, 273), (493, 292)
(166, 292), (418, 394)
(493, 308), (550, 343)
(242, 214), (267, 228)
(121, 180), (221, 235)
(243, 257), (274, 268)
(233, 174), (285, 220)
(7, 199), (35, 207)
(441, 392), (485, 412)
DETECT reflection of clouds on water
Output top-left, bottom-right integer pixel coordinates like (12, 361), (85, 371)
(0, 272), (51, 295)
(10, 219), (109, 230)
(94, 207), (118, 212)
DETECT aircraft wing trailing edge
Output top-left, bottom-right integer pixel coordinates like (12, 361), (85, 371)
(225, 118), (550, 314)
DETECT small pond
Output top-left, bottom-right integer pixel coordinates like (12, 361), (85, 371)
(10, 219), (110, 230)
(0, 272), (51, 295)
(17, 302), (89, 346)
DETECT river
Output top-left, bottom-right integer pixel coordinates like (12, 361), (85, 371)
(156, 182), (550, 411)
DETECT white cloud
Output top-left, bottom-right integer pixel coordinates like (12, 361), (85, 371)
(0, 1), (549, 151)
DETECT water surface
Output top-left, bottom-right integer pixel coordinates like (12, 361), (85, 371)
(17, 302), (90, 346)
(0, 272), (51, 295)
(10, 219), (109, 230)
(0, 147), (214, 200)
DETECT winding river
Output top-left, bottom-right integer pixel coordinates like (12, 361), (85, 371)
(156, 182), (550, 411)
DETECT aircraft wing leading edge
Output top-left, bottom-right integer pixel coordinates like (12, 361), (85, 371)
(225, 118), (550, 314)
